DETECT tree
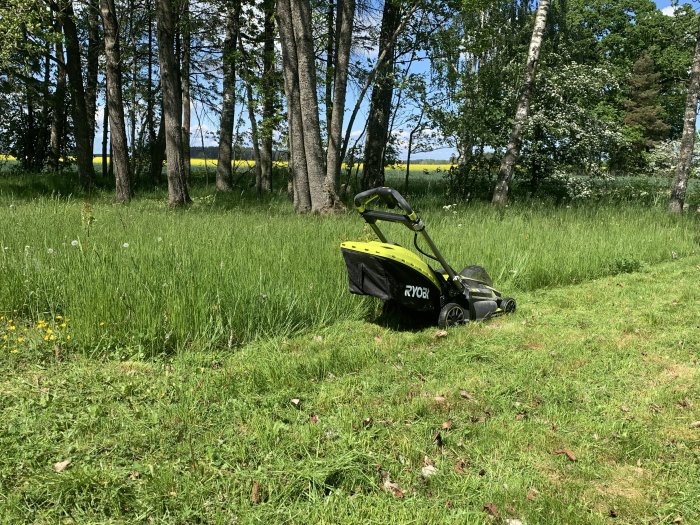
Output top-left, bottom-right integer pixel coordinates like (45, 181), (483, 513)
(623, 52), (670, 166)
(669, 14), (700, 214)
(258, 0), (276, 193)
(57, 0), (97, 187)
(492, 0), (550, 206)
(156, 0), (191, 206)
(325, 0), (355, 195)
(86, 0), (100, 144)
(100, 0), (131, 202)
(361, 0), (400, 190)
(215, 2), (240, 192)
(277, 0), (337, 212)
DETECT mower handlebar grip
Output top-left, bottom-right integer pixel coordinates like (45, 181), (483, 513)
(354, 187), (417, 220)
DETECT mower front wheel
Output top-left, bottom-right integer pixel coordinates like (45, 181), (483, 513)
(438, 303), (467, 328)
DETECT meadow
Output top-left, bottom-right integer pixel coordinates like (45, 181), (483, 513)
(1, 168), (699, 356)
(1, 166), (699, 523)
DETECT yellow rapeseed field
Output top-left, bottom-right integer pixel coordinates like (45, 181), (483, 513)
(1, 155), (452, 173)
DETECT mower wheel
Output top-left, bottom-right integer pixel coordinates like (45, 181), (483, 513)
(438, 303), (467, 328)
(500, 297), (516, 313)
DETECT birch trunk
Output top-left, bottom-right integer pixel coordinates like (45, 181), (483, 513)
(669, 15), (700, 214)
(491, 0), (550, 206)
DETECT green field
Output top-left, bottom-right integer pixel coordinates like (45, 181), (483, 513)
(1, 171), (699, 523)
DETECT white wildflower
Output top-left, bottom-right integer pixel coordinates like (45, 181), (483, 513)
(71, 240), (79, 247)
(122, 243), (129, 249)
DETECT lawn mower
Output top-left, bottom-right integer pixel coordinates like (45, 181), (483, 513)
(340, 187), (516, 328)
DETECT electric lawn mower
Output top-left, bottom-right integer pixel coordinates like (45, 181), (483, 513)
(340, 187), (516, 328)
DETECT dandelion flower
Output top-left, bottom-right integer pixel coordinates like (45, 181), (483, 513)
(46, 328), (53, 334)
(11, 349), (18, 353)
(49, 335), (56, 341)
(17, 337), (25, 343)
(9, 325), (16, 331)
(66, 335), (72, 341)
(60, 322), (66, 328)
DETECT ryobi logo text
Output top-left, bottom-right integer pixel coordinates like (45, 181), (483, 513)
(405, 285), (430, 300)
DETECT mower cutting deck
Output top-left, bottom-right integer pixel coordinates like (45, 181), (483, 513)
(340, 187), (516, 328)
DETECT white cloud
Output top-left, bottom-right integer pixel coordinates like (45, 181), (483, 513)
(661, 5), (677, 16)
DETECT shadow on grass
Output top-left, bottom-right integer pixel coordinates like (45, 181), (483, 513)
(372, 301), (438, 332)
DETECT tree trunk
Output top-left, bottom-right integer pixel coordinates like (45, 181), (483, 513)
(289, 0), (335, 211)
(155, 0), (190, 206)
(59, 0), (96, 187)
(339, 0), (419, 171)
(102, 94), (109, 176)
(100, 0), (132, 202)
(50, 17), (67, 172)
(143, 0), (156, 182)
(259, 0), (275, 193)
(277, 0), (311, 210)
(150, 109), (166, 183)
(216, 2), (239, 192)
(669, 15), (700, 214)
(325, 1), (334, 131)
(361, 0), (400, 190)
(238, 32), (263, 190)
(86, 0), (100, 144)
(325, 0), (355, 197)
(491, 0), (550, 206)
(128, 0), (137, 162)
(405, 108), (423, 192)
(181, 0), (191, 183)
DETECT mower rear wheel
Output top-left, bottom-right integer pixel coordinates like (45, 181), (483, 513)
(500, 297), (516, 313)
(438, 303), (467, 328)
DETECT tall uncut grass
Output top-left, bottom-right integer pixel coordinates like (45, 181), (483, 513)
(1, 176), (699, 355)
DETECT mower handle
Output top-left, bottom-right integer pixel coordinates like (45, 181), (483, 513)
(354, 187), (417, 221)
